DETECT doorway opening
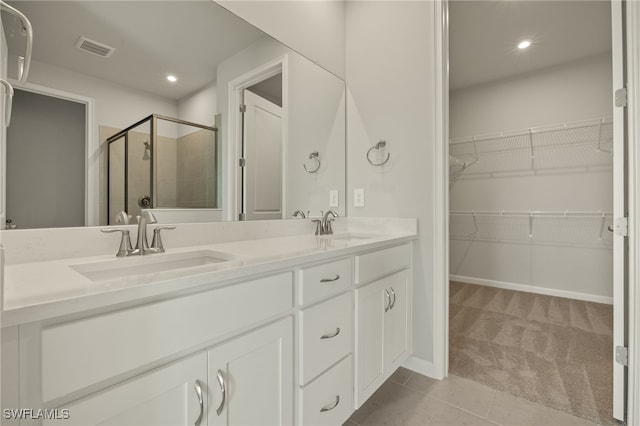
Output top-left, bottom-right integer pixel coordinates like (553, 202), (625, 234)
(447, 2), (621, 425)
(228, 57), (286, 222)
(241, 74), (283, 221)
(5, 88), (86, 229)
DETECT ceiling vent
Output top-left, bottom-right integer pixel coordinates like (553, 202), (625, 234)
(75, 37), (115, 58)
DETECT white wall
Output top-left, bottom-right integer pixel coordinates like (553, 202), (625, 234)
(450, 53), (613, 138)
(27, 60), (177, 131)
(217, 36), (346, 220)
(216, 0), (345, 79)
(449, 53), (614, 301)
(177, 83), (218, 136)
(345, 1), (437, 368)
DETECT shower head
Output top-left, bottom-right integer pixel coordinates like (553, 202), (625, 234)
(143, 141), (151, 160)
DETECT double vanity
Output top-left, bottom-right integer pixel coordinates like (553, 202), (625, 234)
(1, 217), (416, 425)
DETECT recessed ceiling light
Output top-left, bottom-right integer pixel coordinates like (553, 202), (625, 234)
(166, 75), (177, 83)
(518, 40), (531, 49)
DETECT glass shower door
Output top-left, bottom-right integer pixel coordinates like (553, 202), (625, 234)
(108, 134), (126, 224)
(126, 120), (152, 222)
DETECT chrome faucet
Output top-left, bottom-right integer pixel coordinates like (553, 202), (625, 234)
(292, 210), (307, 219)
(101, 211), (175, 257)
(313, 210), (338, 235)
(322, 210), (338, 234)
(132, 211), (158, 255)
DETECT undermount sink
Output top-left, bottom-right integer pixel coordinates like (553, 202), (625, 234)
(70, 250), (238, 282)
(320, 233), (375, 241)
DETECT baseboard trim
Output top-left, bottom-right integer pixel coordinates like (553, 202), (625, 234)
(402, 356), (442, 380)
(450, 274), (613, 305)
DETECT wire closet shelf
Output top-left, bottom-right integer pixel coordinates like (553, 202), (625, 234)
(449, 210), (613, 248)
(449, 117), (613, 187)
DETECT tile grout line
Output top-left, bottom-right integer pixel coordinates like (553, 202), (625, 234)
(396, 379), (502, 425)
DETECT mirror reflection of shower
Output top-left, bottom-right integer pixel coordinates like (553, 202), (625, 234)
(106, 114), (220, 225)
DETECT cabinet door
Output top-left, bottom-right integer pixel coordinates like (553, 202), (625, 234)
(384, 269), (410, 373)
(51, 352), (206, 426)
(208, 317), (293, 426)
(355, 278), (387, 406)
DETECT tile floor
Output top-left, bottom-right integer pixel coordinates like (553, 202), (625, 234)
(344, 368), (599, 426)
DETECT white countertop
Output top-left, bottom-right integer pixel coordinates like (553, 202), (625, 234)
(2, 220), (416, 327)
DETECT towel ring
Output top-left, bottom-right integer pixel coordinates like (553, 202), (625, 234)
(367, 140), (390, 166)
(304, 151), (321, 173)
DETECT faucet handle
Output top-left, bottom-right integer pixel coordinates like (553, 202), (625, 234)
(311, 219), (322, 236)
(151, 225), (176, 253)
(101, 228), (133, 257)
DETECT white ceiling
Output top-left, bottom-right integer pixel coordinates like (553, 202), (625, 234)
(4, 1), (613, 97)
(449, 1), (612, 90)
(4, 1), (267, 100)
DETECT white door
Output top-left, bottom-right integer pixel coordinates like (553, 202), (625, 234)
(242, 90), (283, 221)
(1, 15), (9, 228)
(51, 353), (207, 426)
(208, 317), (293, 426)
(0, 10), (8, 409)
(611, 0), (627, 421)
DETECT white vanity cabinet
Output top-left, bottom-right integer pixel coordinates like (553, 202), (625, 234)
(208, 317), (293, 426)
(5, 272), (294, 426)
(354, 245), (411, 407)
(297, 259), (354, 425)
(43, 319), (294, 426)
(45, 352), (207, 426)
(1, 234), (415, 426)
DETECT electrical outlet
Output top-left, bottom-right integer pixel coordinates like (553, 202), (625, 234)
(329, 190), (339, 207)
(354, 188), (365, 207)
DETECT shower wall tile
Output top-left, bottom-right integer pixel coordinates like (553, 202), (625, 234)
(156, 135), (177, 207)
(176, 128), (217, 208)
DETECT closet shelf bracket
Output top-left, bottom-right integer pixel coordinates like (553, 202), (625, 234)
(528, 129), (535, 169)
(599, 213), (607, 240)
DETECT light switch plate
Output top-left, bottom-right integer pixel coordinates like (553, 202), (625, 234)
(329, 190), (339, 207)
(354, 188), (365, 207)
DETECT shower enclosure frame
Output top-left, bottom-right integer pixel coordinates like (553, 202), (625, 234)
(106, 113), (218, 224)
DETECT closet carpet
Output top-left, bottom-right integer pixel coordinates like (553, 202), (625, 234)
(449, 281), (615, 426)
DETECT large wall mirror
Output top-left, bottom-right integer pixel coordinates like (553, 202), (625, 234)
(1, 0), (345, 229)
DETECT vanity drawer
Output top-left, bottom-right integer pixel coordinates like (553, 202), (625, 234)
(355, 243), (410, 285)
(32, 272), (293, 403)
(299, 292), (352, 385)
(300, 355), (353, 426)
(299, 258), (352, 305)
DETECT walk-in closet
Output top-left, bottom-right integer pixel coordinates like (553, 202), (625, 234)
(448, 2), (616, 425)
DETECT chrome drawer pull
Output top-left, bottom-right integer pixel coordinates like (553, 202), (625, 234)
(320, 395), (340, 412)
(320, 328), (341, 339)
(320, 274), (340, 283)
(194, 380), (204, 426)
(384, 289), (391, 312)
(389, 287), (396, 310)
(216, 369), (226, 416)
